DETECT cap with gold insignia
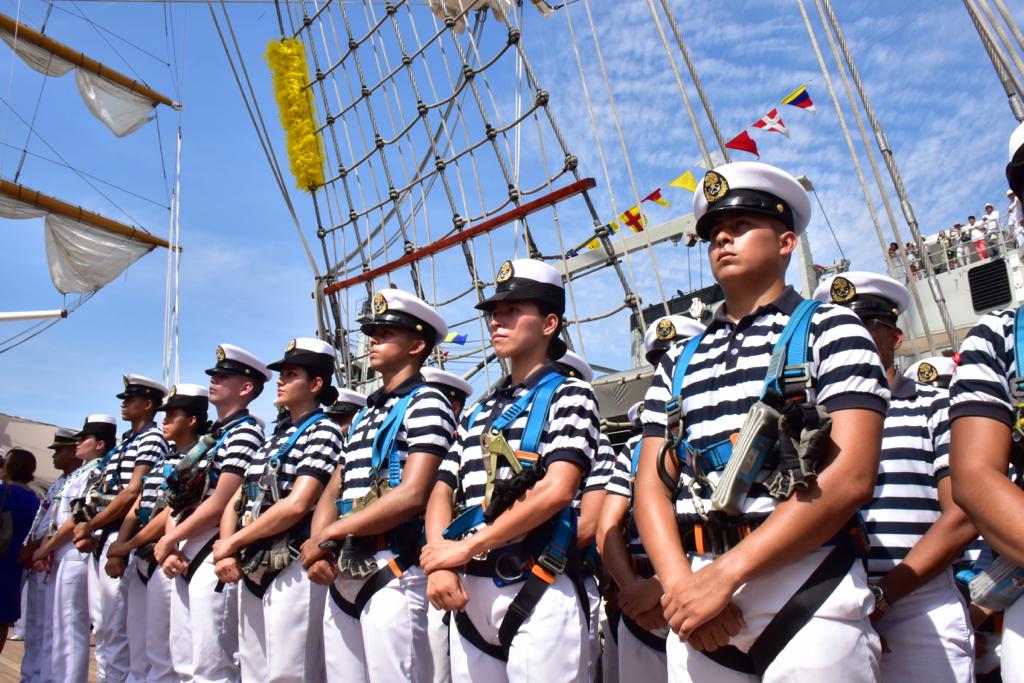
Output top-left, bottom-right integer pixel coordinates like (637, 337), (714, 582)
(421, 367), (473, 405)
(267, 337), (337, 378)
(158, 383), (210, 417)
(644, 314), (705, 364)
(116, 374), (168, 402)
(1008, 121), (1024, 196)
(556, 350), (593, 383)
(205, 343), (272, 383)
(475, 258), (565, 315)
(904, 356), (954, 389)
(48, 427), (78, 449)
(812, 271), (909, 323)
(691, 161), (811, 241)
(361, 288), (448, 348)
(326, 388), (367, 416)
(627, 400), (644, 428)
(74, 414), (118, 445)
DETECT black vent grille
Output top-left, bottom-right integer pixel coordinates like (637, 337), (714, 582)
(968, 259), (1013, 312)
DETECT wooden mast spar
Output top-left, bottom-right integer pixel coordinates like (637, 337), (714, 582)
(0, 179), (171, 250)
(0, 13), (180, 110)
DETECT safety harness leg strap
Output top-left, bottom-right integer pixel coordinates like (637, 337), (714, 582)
(328, 549), (417, 620)
(701, 520), (861, 677)
(622, 614), (667, 653)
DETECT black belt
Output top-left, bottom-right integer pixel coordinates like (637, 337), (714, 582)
(328, 548), (417, 620)
(700, 518), (865, 677)
(622, 614), (667, 653)
(678, 516), (766, 557)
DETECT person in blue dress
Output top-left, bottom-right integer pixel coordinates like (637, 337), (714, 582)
(0, 448), (40, 653)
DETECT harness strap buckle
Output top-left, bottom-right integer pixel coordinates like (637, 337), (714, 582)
(780, 364), (812, 400)
(535, 548), (567, 577)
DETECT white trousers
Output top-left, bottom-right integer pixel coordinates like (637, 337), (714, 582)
(450, 573), (589, 683)
(132, 558), (176, 683)
(616, 617), (667, 683)
(325, 553), (432, 683)
(238, 558), (326, 683)
(583, 576), (600, 681)
(126, 560), (151, 683)
(874, 570), (974, 683)
(90, 534), (130, 683)
(19, 569), (55, 683)
(1003, 593), (1024, 683)
(169, 529), (240, 683)
(51, 547), (92, 683)
(427, 605), (452, 683)
(667, 548), (881, 683)
(601, 609), (618, 683)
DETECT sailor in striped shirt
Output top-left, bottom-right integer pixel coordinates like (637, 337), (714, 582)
(107, 383), (210, 683)
(815, 272), (976, 681)
(156, 344), (270, 683)
(422, 258), (600, 682)
(597, 315), (705, 682)
(948, 120), (1024, 683)
(74, 373), (169, 683)
(635, 162), (889, 682)
(303, 289), (455, 683)
(213, 337), (345, 682)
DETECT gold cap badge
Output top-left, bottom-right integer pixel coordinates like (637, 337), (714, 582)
(167, 386), (177, 398)
(703, 170), (729, 204)
(285, 338), (297, 353)
(917, 362), (938, 384)
(656, 318), (677, 341)
(830, 276), (856, 304)
(372, 292), (388, 316)
(215, 345), (226, 362)
(496, 260), (513, 284)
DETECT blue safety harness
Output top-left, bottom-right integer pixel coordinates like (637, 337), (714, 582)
(663, 299), (820, 476)
(159, 415), (258, 493)
(242, 411), (328, 503)
(445, 370), (582, 662)
(336, 385), (427, 516)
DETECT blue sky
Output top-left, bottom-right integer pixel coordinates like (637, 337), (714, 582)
(1, 0), (1022, 431)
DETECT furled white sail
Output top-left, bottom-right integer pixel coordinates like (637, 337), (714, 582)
(0, 31), (73, 77)
(74, 69), (155, 137)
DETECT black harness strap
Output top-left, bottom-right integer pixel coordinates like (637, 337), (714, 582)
(184, 534), (225, 592)
(701, 525), (861, 677)
(622, 614), (667, 653)
(606, 606), (621, 645)
(328, 548), (417, 620)
(454, 610), (506, 661)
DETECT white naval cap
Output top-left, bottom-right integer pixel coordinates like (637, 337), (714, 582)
(556, 350), (593, 383)
(904, 356), (955, 387)
(812, 271), (910, 321)
(267, 337), (337, 378)
(627, 400), (643, 428)
(326, 388), (367, 415)
(692, 161), (812, 241)
(361, 288), (448, 347)
(206, 343), (272, 383)
(1008, 121), (1024, 196)
(75, 414), (118, 440)
(644, 314), (705, 364)
(159, 383), (210, 414)
(49, 426), (79, 449)
(421, 367), (473, 403)
(116, 373), (168, 401)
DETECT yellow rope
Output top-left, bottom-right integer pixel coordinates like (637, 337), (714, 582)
(265, 38), (325, 191)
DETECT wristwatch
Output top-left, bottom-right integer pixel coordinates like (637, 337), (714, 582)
(868, 583), (890, 616)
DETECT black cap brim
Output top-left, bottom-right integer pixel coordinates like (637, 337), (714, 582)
(695, 189), (794, 241)
(475, 280), (565, 313)
(266, 353), (334, 378)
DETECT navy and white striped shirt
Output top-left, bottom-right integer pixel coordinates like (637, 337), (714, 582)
(138, 448), (183, 513)
(642, 287), (889, 519)
(438, 364), (601, 519)
(574, 432), (616, 513)
(243, 412), (344, 518)
(606, 432), (645, 562)
(949, 309), (1017, 425)
(340, 375), (456, 505)
(205, 411), (265, 493)
(863, 375), (950, 577)
(100, 423), (168, 494)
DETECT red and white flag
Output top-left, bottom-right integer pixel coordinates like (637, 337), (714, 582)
(753, 108), (789, 137)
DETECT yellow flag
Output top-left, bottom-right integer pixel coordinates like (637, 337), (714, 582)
(585, 237), (601, 250)
(670, 171), (698, 192)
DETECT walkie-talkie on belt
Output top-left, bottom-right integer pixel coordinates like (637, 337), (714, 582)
(710, 397), (780, 517)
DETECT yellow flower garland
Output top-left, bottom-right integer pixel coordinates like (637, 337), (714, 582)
(265, 38), (325, 191)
